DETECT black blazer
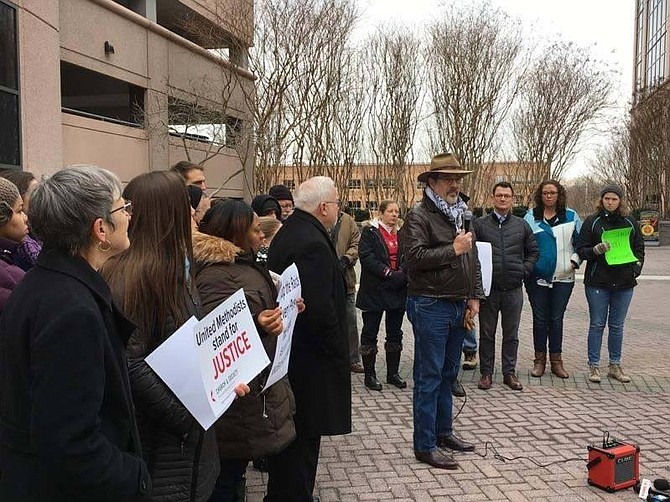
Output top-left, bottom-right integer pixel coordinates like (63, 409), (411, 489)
(267, 209), (352, 437)
(0, 249), (150, 501)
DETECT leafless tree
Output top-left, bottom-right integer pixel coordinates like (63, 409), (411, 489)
(362, 27), (424, 211)
(251, 0), (360, 197)
(426, 2), (526, 207)
(512, 41), (612, 184)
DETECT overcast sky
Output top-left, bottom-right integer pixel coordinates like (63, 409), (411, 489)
(357, 0), (636, 177)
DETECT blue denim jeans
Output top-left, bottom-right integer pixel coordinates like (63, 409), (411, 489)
(585, 286), (634, 366)
(524, 278), (574, 353)
(462, 326), (477, 353)
(407, 296), (466, 453)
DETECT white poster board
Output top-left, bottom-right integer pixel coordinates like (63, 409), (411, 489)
(476, 241), (493, 297)
(262, 263), (301, 392)
(195, 288), (270, 418)
(146, 288), (270, 430)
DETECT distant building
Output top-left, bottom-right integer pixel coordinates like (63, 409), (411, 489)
(1, 0), (254, 198)
(631, 0), (669, 216)
(277, 161), (544, 216)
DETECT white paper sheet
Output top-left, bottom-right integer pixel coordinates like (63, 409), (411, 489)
(262, 263), (301, 392)
(476, 241), (493, 297)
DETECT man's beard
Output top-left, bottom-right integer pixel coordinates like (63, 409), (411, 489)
(445, 191), (459, 204)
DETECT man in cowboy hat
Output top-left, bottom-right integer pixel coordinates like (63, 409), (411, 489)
(400, 152), (484, 470)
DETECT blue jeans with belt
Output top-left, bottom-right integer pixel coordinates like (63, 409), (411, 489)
(407, 296), (466, 453)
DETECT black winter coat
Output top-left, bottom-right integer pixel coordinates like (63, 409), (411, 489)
(0, 250), (150, 501)
(472, 212), (539, 292)
(356, 220), (407, 312)
(267, 209), (352, 437)
(576, 210), (645, 290)
(108, 270), (219, 502)
(193, 232), (296, 460)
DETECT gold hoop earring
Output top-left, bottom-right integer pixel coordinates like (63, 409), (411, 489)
(97, 240), (112, 252)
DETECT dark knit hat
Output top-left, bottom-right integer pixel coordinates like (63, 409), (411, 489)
(600, 184), (623, 199)
(268, 184), (293, 202)
(0, 178), (20, 226)
(251, 194), (281, 220)
(187, 184), (204, 210)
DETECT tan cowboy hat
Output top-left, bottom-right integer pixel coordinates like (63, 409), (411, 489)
(417, 152), (473, 183)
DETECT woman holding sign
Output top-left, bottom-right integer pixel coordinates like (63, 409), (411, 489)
(102, 171), (248, 502)
(577, 184), (644, 384)
(194, 200), (298, 502)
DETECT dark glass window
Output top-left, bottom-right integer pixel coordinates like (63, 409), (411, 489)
(61, 62), (145, 126)
(0, 92), (20, 166)
(0, 1), (20, 168)
(0, 3), (17, 89)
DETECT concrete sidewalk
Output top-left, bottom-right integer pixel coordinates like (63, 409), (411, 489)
(247, 246), (670, 501)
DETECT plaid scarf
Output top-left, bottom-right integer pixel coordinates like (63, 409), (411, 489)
(426, 187), (469, 231)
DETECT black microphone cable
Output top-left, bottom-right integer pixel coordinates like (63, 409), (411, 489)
(449, 384), (585, 468)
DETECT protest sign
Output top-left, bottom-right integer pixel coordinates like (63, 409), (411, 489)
(195, 288), (271, 417)
(602, 227), (638, 265)
(262, 263), (301, 392)
(147, 288), (270, 430)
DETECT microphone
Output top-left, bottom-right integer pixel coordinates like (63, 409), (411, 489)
(655, 479), (670, 492)
(463, 210), (473, 233)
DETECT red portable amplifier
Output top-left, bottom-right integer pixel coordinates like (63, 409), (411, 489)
(587, 440), (639, 492)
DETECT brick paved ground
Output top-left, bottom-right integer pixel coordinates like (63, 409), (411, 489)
(247, 246), (670, 501)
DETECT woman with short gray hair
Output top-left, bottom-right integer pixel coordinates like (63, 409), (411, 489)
(0, 165), (151, 501)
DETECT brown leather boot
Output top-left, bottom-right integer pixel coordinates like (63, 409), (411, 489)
(531, 352), (546, 378)
(549, 353), (569, 379)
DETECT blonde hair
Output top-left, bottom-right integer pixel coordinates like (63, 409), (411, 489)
(259, 215), (282, 244)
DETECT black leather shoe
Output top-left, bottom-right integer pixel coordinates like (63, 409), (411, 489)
(364, 375), (383, 391)
(437, 434), (475, 452)
(414, 450), (459, 470)
(387, 373), (407, 389)
(451, 379), (465, 397)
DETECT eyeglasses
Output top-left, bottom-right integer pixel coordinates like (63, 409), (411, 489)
(494, 194), (513, 199)
(110, 201), (132, 215)
(542, 192), (558, 197)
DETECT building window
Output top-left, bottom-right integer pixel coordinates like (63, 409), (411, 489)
(168, 97), (239, 146)
(283, 179), (295, 189)
(365, 179), (376, 189)
(61, 62), (145, 126)
(635, 0), (646, 93)
(366, 200), (379, 210)
(0, 1), (20, 168)
(645, 0), (667, 89)
(348, 179), (362, 189)
(347, 200), (362, 209)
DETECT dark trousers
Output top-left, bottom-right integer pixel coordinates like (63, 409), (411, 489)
(263, 433), (321, 502)
(209, 458), (248, 502)
(360, 308), (405, 348)
(524, 279), (574, 353)
(478, 287), (523, 376)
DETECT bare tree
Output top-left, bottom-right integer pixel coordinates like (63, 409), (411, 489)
(512, 41), (612, 183)
(362, 27), (424, 211)
(426, 2), (526, 206)
(251, 0), (360, 197)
